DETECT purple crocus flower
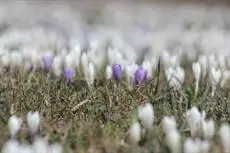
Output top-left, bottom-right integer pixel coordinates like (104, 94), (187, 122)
(42, 51), (54, 73)
(112, 64), (122, 81)
(134, 67), (147, 85)
(64, 67), (75, 85)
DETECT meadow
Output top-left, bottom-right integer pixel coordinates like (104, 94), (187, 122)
(0, 1), (230, 153)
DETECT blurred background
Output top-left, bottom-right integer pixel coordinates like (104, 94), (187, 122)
(1, 0), (230, 53)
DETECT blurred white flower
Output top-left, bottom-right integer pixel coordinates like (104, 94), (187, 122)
(192, 62), (201, 95)
(220, 70), (230, 87)
(124, 62), (137, 89)
(201, 118), (215, 140)
(198, 55), (208, 78)
(208, 54), (218, 69)
(8, 115), (23, 139)
(19, 144), (33, 153)
(183, 138), (201, 153)
(218, 55), (226, 71)
(161, 116), (177, 134)
(33, 136), (48, 153)
(27, 111), (40, 135)
(200, 140), (211, 153)
(210, 67), (221, 97)
(128, 121), (141, 145)
(0, 53), (10, 67)
(142, 60), (153, 79)
(186, 106), (202, 137)
(86, 62), (95, 87)
(137, 103), (154, 130)
(81, 52), (89, 78)
(52, 55), (63, 77)
(165, 66), (185, 90)
(48, 143), (63, 153)
(1, 139), (19, 153)
(219, 123), (230, 153)
(69, 45), (81, 67)
(64, 53), (75, 68)
(106, 65), (112, 80)
(10, 52), (23, 69)
(165, 129), (181, 153)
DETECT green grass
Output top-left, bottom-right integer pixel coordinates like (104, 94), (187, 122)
(0, 64), (229, 153)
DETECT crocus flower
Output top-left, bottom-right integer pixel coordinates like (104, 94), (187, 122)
(165, 129), (181, 153)
(33, 136), (48, 153)
(112, 64), (122, 81)
(201, 118), (215, 140)
(192, 62), (201, 96)
(27, 111), (40, 140)
(49, 143), (63, 153)
(137, 102), (154, 130)
(8, 116), (23, 139)
(42, 51), (54, 73)
(106, 65), (112, 80)
(1, 139), (19, 153)
(134, 67), (147, 85)
(186, 106), (202, 137)
(128, 121), (141, 145)
(63, 67), (75, 85)
(161, 116), (177, 134)
(183, 138), (201, 153)
(210, 67), (221, 97)
(219, 124), (230, 153)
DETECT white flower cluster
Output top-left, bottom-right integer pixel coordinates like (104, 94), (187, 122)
(0, 3), (230, 92)
(128, 104), (230, 153)
(2, 112), (62, 153)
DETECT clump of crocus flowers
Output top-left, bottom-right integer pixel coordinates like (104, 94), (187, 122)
(2, 112), (63, 153)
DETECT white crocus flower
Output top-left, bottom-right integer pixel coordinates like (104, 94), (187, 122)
(220, 70), (230, 87)
(183, 138), (201, 153)
(218, 54), (226, 71)
(219, 124), (230, 153)
(125, 62), (137, 89)
(1, 53), (10, 68)
(52, 55), (63, 77)
(86, 62), (95, 87)
(64, 53), (75, 69)
(81, 52), (89, 79)
(33, 136), (48, 153)
(70, 44), (81, 67)
(142, 60), (153, 79)
(198, 55), (208, 78)
(208, 54), (218, 69)
(19, 144), (33, 153)
(210, 67), (221, 97)
(201, 118), (215, 140)
(1, 139), (20, 153)
(161, 116), (177, 134)
(49, 143), (63, 153)
(106, 65), (112, 80)
(165, 66), (185, 90)
(128, 121), (141, 145)
(192, 62), (201, 96)
(27, 111), (40, 135)
(10, 52), (23, 69)
(200, 140), (211, 153)
(186, 106), (202, 137)
(8, 115), (23, 139)
(165, 129), (181, 153)
(137, 103), (154, 130)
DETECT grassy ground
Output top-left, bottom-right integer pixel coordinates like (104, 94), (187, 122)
(0, 61), (229, 153)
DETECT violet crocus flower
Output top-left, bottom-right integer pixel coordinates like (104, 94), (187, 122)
(134, 67), (147, 85)
(64, 67), (75, 85)
(42, 52), (54, 73)
(112, 64), (122, 81)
